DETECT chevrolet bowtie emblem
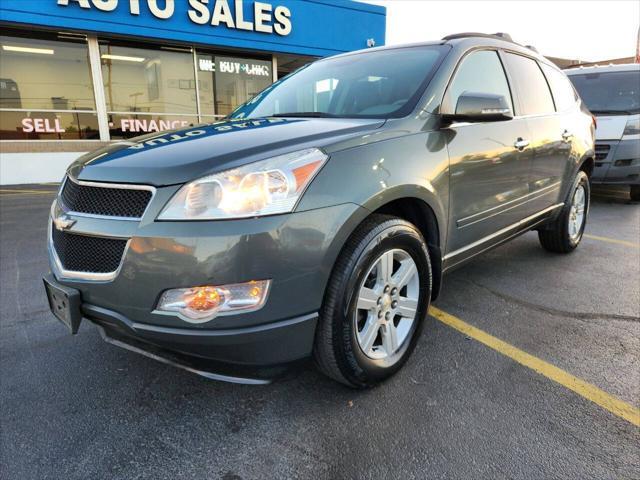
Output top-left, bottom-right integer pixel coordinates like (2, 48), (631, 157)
(53, 214), (76, 231)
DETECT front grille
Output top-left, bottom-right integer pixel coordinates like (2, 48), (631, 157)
(60, 177), (152, 218)
(52, 226), (127, 273)
(595, 144), (611, 161)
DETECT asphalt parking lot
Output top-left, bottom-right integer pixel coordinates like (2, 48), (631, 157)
(1, 184), (638, 480)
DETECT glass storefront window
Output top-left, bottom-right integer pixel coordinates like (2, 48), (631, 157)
(0, 30), (97, 140)
(213, 55), (272, 116)
(196, 53), (272, 117)
(196, 53), (217, 117)
(100, 41), (197, 115)
(0, 110), (99, 140)
(0, 33), (95, 111)
(0, 29), (283, 141)
(107, 113), (199, 140)
(200, 115), (221, 124)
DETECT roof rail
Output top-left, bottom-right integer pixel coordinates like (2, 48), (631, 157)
(442, 32), (541, 55)
(441, 32), (514, 43)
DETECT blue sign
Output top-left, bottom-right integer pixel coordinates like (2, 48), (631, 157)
(0, 0), (386, 57)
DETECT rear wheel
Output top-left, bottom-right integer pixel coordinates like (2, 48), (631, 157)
(538, 170), (590, 253)
(313, 214), (432, 388)
(630, 185), (640, 202)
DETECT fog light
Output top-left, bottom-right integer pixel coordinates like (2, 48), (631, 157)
(156, 280), (271, 323)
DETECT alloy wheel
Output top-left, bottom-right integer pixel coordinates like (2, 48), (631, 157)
(568, 184), (586, 242)
(354, 249), (420, 361)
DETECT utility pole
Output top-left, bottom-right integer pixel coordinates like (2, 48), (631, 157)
(636, 24), (640, 63)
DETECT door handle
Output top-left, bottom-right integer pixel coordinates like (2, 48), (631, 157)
(562, 130), (573, 142)
(514, 138), (530, 151)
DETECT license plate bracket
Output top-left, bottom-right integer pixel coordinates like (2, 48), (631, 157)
(43, 275), (82, 334)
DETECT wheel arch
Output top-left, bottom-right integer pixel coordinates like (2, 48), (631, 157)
(370, 196), (443, 301)
(579, 155), (595, 178)
(315, 183), (443, 303)
(556, 153), (595, 209)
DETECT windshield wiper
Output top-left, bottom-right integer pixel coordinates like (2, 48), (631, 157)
(271, 112), (340, 118)
(590, 109), (634, 115)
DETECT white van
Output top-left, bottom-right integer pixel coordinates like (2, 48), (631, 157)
(566, 64), (640, 201)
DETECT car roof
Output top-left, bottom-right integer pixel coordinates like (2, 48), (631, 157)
(323, 40), (444, 61)
(326, 33), (549, 65)
(565, 63), (640, 75)
(442, 35), (549, 62)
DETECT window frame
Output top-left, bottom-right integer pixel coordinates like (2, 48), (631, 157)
(499, 50), (558, 118)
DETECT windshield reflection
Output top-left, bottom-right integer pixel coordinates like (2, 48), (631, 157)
(230, 46), (448, 120)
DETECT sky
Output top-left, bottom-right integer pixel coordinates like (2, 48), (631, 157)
(364, 1), (640, 62)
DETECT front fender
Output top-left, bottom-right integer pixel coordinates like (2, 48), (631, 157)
(297, 132), (450, 248)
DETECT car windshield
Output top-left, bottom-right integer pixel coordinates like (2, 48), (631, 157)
(568, 70), (640, 114)
(229, 46), (448, 120)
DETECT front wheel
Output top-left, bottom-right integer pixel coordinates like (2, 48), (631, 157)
(314, 214), (432, 388)
(538, 170), (590, 253)
(630, 185), (640, 202)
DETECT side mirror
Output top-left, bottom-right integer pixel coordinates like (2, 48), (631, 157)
(445, 92), (513, 122)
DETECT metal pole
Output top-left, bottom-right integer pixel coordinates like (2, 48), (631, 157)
(636, 26), (640, 63)
(192, 48), (202, 122)
(272, 54), (278, 83)
(87, 35), (110, 142)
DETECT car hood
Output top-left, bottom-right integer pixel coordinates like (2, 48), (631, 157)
(69, 117), (385, 186)
(594, 114), (632, 141)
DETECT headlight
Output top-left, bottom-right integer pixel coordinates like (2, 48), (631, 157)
(158, 148), (328, 220)
(623, 117), (640, 137)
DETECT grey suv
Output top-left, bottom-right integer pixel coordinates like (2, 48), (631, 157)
(44, 33), (595, 388)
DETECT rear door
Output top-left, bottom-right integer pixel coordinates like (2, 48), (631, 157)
(539, 63), (586, 194)
(502, 53), (570, 214)
(444, 49), (533, 256)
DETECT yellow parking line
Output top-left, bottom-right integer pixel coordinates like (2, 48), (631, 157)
(430, 306), (640, 427)
(583, 234), (640, 249)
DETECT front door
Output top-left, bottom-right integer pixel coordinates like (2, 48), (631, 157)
(444, 49), (532, 258)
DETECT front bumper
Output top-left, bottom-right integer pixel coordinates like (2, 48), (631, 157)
(45, 273), (318, 383)
(47, 192), (369, 377)
(592, 139), (640, 185)
(83, 301), (318, 367)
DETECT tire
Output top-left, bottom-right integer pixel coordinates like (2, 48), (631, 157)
(630, 185), (640, 202)
(538, 170), (590, 253)
(313, 214), (432, 388)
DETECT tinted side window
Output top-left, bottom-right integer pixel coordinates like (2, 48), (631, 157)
(445, 50), (513, 114)
(503, 53), (555, 115)
(541, 63), (578, 112)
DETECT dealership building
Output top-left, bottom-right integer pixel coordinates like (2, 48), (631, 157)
(0, 0), (385, 184)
